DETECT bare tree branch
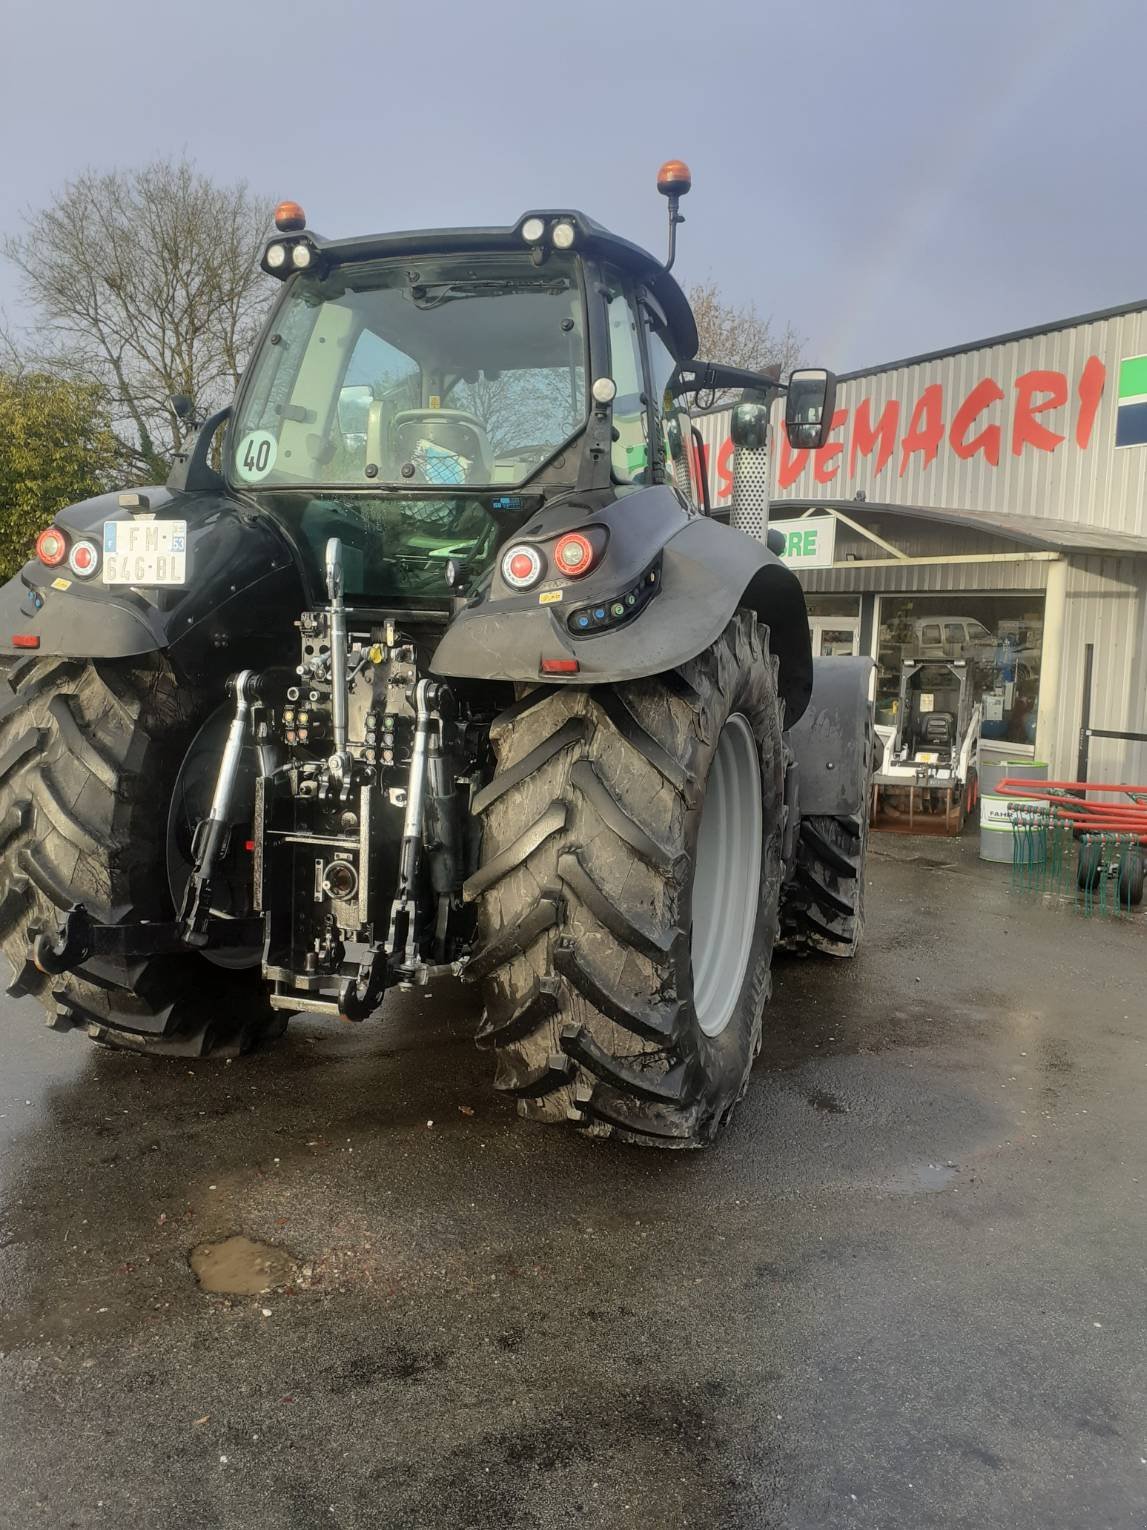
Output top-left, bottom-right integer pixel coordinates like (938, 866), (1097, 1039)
(4, 158), (272, 481)
(687, 280), (805, 405)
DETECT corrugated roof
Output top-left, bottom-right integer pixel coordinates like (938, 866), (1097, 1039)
(804, 500), (1147, 557)
(838, 298), (1147, 383)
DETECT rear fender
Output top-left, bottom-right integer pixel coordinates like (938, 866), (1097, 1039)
(787, 655), (875, 818)
(0, 487), (304, 682)
(432, 486), (814, 726)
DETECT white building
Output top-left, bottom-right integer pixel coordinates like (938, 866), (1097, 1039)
(696, 299), (1147, 785)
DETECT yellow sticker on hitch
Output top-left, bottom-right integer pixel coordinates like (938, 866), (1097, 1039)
(50, 577), (71, 591)
(538, 589), (563, 605)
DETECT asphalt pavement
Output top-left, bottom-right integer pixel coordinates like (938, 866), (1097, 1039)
(1, 835), (1145, 1529)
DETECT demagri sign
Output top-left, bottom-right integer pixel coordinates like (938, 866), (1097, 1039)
(774, 354), (1107, 489)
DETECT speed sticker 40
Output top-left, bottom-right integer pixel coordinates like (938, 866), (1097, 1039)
(235, 430), (278, 483)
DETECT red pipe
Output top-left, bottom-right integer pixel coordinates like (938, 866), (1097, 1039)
(998, 779), (1147, 794)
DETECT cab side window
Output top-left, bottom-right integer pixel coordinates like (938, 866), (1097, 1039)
(604, 277), (649, 484)
(647, 323), (700, 507)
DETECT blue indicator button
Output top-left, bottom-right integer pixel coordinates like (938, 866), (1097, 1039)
(593, 607), (606, 621)
(576, 614), (591, 629)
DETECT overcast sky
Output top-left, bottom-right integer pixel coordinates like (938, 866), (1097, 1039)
(1, 0), (1143, 374)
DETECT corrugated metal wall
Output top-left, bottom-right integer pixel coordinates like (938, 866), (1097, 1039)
(692, 307), (1147, 784)
(1053, 558), (1147, 785)
(698, 305), (1147, 534)
(801, 516), (1051, 595)
(802, 558), (1049, 597)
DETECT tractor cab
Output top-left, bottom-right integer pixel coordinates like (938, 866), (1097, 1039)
(231, 185), (704, 605)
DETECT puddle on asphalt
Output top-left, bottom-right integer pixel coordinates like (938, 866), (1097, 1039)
(882, 1161), (959, 1194)
(189, 1235), (298, 1295)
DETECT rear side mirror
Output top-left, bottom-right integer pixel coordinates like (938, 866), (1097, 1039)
(785, 368), (837, 450)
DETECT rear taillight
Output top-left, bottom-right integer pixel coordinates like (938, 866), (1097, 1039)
(553, 533), (597, 578)
(35, 527), (69, 567)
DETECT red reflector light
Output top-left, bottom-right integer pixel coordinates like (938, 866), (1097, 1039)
(244, 839), (256, 852)
(35, 527), (69, 567)
(540, 657), (580, 674)
(553, 532), (596, 578)
(68, 539), (98, 576)
(501, 542), (544, 589)
(12, 635), (40, 649)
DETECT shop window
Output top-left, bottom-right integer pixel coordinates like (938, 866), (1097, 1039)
(806, 595), (861, 659)
(876, 595), (1043, 745)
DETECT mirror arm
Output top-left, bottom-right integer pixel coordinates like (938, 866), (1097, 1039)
(670, 360), (787, 400)
(167, 407), (231, 495)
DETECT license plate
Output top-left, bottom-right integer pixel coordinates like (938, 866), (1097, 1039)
(915, 751), (939, 764)
(102, 519), (188, 585)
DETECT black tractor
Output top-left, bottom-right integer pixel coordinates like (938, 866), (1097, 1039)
(0, 163), (872, 1147)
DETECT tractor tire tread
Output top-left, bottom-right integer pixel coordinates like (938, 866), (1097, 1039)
(0, 654), (282, 1058)
(467, 611), (784, 1147)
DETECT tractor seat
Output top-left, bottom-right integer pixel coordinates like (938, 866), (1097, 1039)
(920, 712), (955, 750)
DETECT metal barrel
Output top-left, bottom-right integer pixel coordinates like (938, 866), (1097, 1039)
(979, 758), (1049, 863)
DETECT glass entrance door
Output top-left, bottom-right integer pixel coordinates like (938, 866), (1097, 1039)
(810, 616), (860, 657)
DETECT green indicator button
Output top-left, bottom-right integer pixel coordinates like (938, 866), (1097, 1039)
(611, 602), (625, 617)
(625, 593), (637, 606)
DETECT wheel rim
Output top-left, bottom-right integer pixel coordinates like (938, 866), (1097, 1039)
(691, 713), (763, 1038)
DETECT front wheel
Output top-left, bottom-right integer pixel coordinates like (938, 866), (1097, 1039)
(465, 612), (784, 1147)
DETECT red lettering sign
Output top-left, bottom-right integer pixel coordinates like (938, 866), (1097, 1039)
(716, 438), (735, 500)
(776, 424), (808, 489)
(899, 384), (945, 476)
(1075, 356), (1106, 449)
(1012, 370), (1068, 456)
(813, 408), (849, 484)
(949, 377), (1004, 465)
(703, 353), (1108, 502)
(850, 398), (899, 478)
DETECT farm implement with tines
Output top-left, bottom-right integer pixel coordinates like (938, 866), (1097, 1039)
(998, 777), (1147, 913)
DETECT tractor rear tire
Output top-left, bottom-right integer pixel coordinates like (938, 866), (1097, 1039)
(465, 611), (784, 1148)
(0, 654), (283, 1057)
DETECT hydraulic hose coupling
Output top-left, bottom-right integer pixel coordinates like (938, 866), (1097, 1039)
(729, 400), (772, 543)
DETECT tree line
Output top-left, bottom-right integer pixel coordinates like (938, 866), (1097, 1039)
(0, 157), (802, 579)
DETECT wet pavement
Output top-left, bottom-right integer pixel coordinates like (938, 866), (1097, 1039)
(1, 835), (1145, 1529)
